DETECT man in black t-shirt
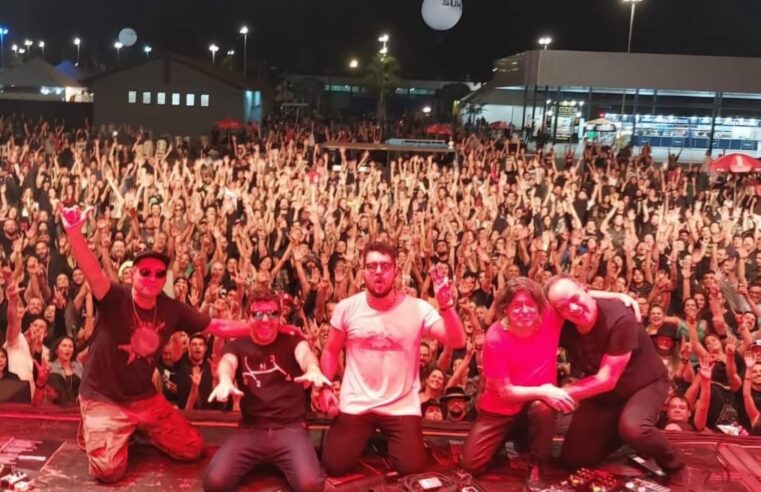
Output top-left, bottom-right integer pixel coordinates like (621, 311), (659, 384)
(61, 206), (253, 484)
(203, 288), (330, 492)
(546, 275), (684, 473)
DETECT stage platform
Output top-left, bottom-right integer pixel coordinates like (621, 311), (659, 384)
(2, 404), (761, 491)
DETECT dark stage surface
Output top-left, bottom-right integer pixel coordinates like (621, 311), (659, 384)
(2, 405), (761, 491)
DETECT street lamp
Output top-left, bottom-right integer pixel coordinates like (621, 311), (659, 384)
(239, 26), (248, 77)
(538, 36), (552, 50)
(227, 50), (235, 56)
(349, 58), (359, 69)
(623, 0), (643, 54)
(0, 28), (7, 69)
(114, 41), (123, 67)
(378, 34), (389, 58)
(38, 40), (44, 58)
(23, 39), (31, 59)
(209, 43), (219, 63)
(73, 37), (81, 66)
(621, 0), (643, 143)
(143, 45), (152, 58)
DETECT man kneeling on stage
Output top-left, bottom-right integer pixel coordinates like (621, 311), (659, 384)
(203, 289), (331, 492)
(545, 275), (684, 473)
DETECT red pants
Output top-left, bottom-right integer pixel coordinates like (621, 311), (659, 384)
(79, 393), (204, 483)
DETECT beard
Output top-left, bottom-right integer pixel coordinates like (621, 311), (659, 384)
(366, 279), (394, 298)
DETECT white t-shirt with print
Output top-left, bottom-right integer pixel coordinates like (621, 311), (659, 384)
(331, 293), (442, 416)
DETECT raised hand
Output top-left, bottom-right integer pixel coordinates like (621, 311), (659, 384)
(698, 356), (714, 380)
(190, 366), (202, 387)
(431, 263), (453, 309)
(61, 205), (94, 232)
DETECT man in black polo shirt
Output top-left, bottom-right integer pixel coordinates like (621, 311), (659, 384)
(545, 275), (683, 473)
(203, 288), (331, 492)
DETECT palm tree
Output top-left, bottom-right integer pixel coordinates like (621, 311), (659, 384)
(363, 53), (400, 120)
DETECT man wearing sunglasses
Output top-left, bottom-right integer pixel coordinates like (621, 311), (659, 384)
(60, 206), (255, 484)
(204, 288), (330, 492)
(319, 241), (466, 477)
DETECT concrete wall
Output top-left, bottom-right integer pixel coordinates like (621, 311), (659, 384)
(93, 59), (248, 138)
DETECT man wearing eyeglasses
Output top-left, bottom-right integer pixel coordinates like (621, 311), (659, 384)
(319, 241), (466, 477)
(203, 288), (330, 492)
(60, 206), (255, 484)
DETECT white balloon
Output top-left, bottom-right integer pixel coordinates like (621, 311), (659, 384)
(118, 28), (138, 47)
(421, 0), (463, 31)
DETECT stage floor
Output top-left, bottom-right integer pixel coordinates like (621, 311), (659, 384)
(2, 405), (761, 491)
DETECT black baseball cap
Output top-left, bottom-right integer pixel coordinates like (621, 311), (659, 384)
(133, 250), (170, 268)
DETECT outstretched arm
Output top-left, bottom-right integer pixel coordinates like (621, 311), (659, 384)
(60, 206), (111, 300)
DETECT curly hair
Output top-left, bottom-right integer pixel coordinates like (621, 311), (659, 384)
(494, 277), (547, 317)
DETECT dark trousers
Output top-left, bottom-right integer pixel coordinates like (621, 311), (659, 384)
(461, 401), (556, 475)
(203, 423), (324, 492)
(561, 378), (677, 470)
(322, 412), (427, 476)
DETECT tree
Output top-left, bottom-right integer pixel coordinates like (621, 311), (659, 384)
(363, 53), (401, 121)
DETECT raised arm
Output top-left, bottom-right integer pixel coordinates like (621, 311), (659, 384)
(60, 206), (111, 300)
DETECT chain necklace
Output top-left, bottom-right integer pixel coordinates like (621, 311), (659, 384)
(131, 295), (158, 328)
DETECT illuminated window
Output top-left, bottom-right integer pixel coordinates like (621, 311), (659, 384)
(186, 94), (195, 106)
(157, 92), (166, 105)
(200, 94), (209, 107)
(128, 91), (136, 103)
(172, 93), (180, 106)
(142, 92), (151, 104)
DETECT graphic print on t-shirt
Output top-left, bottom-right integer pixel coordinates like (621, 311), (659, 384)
(117, 315), (167, 364)
(241, 354), (293, 389)
(357, 329), (403, 351)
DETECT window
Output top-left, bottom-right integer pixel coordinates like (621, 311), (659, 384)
(186, 94), (195, 106)
(200, 94), (209, 107)
(142, 91), (151, 104)
(128, 91), (136, 103)
(171, 93), (180, 106)
(157, 92), (166, 105)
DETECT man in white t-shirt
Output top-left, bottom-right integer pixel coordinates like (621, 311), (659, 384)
(319, 242), (466, 476)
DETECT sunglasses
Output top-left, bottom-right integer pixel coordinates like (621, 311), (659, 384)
(364, 262), (394, 273)
(250, 310), (279, 320)
(138, 269), (167, 279)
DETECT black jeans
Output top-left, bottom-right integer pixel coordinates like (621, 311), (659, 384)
(322, 412), (427, 476)
(561, 377), (678, 470)
(461, 401), (556, 475)
(203, 423), (324, 492)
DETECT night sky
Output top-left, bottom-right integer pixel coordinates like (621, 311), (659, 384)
(2, 0), (759, 81)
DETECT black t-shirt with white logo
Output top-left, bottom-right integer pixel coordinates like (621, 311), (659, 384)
(80, 283), (210, 402)
(223, 333), (307, 426)
(560, 298), (667, 403)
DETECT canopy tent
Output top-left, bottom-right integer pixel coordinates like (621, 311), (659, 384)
(55, 61), (89, 83)
(0, 58), (83, 89)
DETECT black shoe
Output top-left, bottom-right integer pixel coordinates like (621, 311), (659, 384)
(524, 463), (546, 492)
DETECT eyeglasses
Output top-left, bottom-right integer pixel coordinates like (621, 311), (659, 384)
(250, 310), (279, 320)
(364, 262), (394, 273)
(138, 269), (167, 279)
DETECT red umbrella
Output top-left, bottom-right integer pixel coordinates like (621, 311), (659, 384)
(490, 121), (509, 130)
(710, 153), (761, 173)
(216, 118), (243, 130)
(426, 123), (453, 135)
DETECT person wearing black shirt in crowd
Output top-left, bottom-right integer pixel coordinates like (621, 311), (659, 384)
(546, 275), (684, 473)
(203, 288), (331, 492)
(60, 205), (253, 484)
(174, 334), (223, 410)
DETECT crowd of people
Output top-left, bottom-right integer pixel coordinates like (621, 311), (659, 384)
(1, 113), (761, 487)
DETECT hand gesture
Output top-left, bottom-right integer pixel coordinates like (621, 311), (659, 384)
(207, 379), (243, 403)
(190, 366), (202, 387)
(317, 387), (340, 418)
(725, 340), (736, 357)
(744, 351), (756, 369)
(61, 205), (94, 232)
(34, 359), (51, 387)
(540, 384), (576, 413)
(698, 356), (714, 380)
(679, 337), (692, 360)
(294, 366), (332, 389)
(431, 263), (453, 308)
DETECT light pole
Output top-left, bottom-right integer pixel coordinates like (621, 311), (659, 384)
(621, 0), (643, 144)
(38, 40), (45, 59)
(143, 45), (152, 58)
(377, 34), (390, 120)
(349, 58), (359, 69)
(209, 44), (219, 63)
(114, 41), (123, 67)
(0, 28), (7, 69)
(73, 37), (81, 66)
(538, 36), (552, 50)
(23, 39), (32, 60)
(239, 26), (248, 77)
